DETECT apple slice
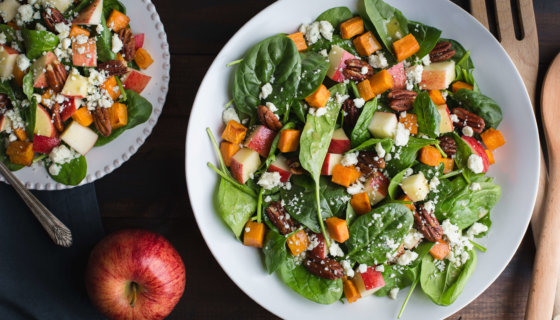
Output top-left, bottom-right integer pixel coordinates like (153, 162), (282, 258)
(353, 266), (385, 297)
(387, 62), (406, 89)
(32, 134), (60, 154)
(462, 136), (490, 173)
(34, 104), (57, 138)
(321, 153), (342, 175)
(363, 171), (389, 205)
(245, 125), (276, 157)
(60, 121), (98, 155)
(328, 128), (351, 154)
(122, 69), (152, 94)
(420, 60), (456, 90)
(230, 148), (261, 184)
(62, 70), (89, 98)
(134, 34), (145, 50)
(45, 0), (73, 12)
(437, 104), (453, 134)
(72, 38), (97, 67)
(401, 172), (429, 202)
(60, 97), (82, 121)
(308, 233), (327, 260)
(72, 0), (103, 25)
(0, 0), (20, 23)
(327, 45), (358, 82)
(32, 52), (57, 88)
(368, 111), (398, 139)
(268, 155), (291, 182)
(0, 45), (19, 80)
(0, 115), (12, 133)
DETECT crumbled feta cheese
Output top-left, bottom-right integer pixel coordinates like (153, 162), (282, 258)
(222, 107), (240, 125)
(357, 264), (368, 273)
(429, 177), (440, 192)
(16, 54), (30, 71)
(300, 22), (321, 44)
(466, 222), (488, 239)
(423, 200), (436, 213)
(319, 49), (328, 57)
(389, 287), (400, 300)
(361, 66), (369, 75)
(111, 33), (123, 53)
(0, 33), (6, 45)
(403, 228), (424, 249)
(49, 164), (61, 176)
(375, 142), (386, 158)
(329, 242), (344, 257)
(368, 51), (388, 69)
(96, 24), (104, 34)
(257, 172), (282, 190)
(441, 90), (449, 101)
(469, 182), (481, 191)
(75, 34), (88, 45)
(341, 151), (359, 167)
(397, 250), (418, 266)
(375, 265), (385, 272)
(450, 114), (459, 123)
(394, 122), (410, 146)
(265, 102), (277, 113)
(442, 219), (474, 267)
(336, 93), (349, 104)
(309, 107), (327, 117)
(353, 98), (365, 109)
(405, 64), (423, 90)
(347, 182), (364, 195)
(403, 168), (413, 178)
(318, 21), (334, 42)
(341, 260), (355, 278)
(467, 154), (484, 174)
(421, 55), (431, 66)
(49, 145), (77, 164)
(259, 83), (273, 99)
(16, 4), (33, 25)
(462, 126), (474, 137)
(54, 22), (69, 36)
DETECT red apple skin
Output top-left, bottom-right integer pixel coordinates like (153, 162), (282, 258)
(268, 164), (291, 182)
(33, 52), (57, 88)
(1, 44), (18, 54)
(245, 125), (276, 157)
(60, 98), (78, 121)
(32, 134), (60, 154)
(320, 153), (342, 175)
(462, 136), (490, 173)
(360, 267), (385, 290)
(85, 230), (185, 320)
(72, 0), (102, 25)
(72, 40), (97, 67)
(387, 62), (406, 89)
(122, 69), (152, 94)
(134, 34), (145, 50)
(308, 233), (327, 260)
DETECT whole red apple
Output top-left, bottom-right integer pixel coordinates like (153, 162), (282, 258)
(85, 230), (186, 320)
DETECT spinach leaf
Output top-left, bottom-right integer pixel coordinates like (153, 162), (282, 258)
(0, 142), (23, 171)
(296, 52), (329, 99)
(413, 91), (441, 138)
(349, 137), (393, 153)
(409, 21), (441, 59)
(64, 0), (94, 17)
(308, 35), (359, 57)
(420, 249), (477, 305)
(386, 137), (438, 176)
(442, 38), (474, 69)
(0, 25), (20, 46)
(0, 80), (17, 104)
(95, 90), (152, 146)
(23, 71), (34, 100)
(451, 132), (473, 172)
(233, 35), (301, 117)
(24, 97), (37, 138)
(388, 166), (410, 199)
(291, 100), (307, 123)
(413, 162), (444, 180)
(346, 202), (358, 225)
(102, 0), (126, 18)
(21, 30), (59, 60)
(474, 213), (492, 238)
(277, 256), (343, 304)
(46, 156), (87, 186)
(359, 0), (409, 56)
(263, 230), (288, 274)
(347, 203), (414, 265)
(96, 13), (116, 62)
(315, 7), (353, 30)
(216, 178), (257, 238)
(350, 99), (376, 147)
(450, 89), (503, 128)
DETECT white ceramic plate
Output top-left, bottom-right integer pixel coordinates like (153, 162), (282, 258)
(186, 0), (539, 318)
(1, 0), (170, 190)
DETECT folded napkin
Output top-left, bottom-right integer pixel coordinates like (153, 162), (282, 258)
(0, 183), (104, 320)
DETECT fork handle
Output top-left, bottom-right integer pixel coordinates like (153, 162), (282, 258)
(0, 162), (72, 247)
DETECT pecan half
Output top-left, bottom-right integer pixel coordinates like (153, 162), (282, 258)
(342, 59), (374, 81)
(342, 98), (360, 131)
(46, 61), (67, 93)
(438, 135), (457, 156)
(265, 201), (297, 235)
(118, 28), (136, 61)
(429, 41), (456, 62)
(451, 107), (485, 133)
(356, 151), (386, 178)
(388, 89), (417, 112)
(41, 7), (66, 33)
(414, 203), (443, 243)
(52, 103), (64, 132)
(98, 59), (128, 77)
(286, 158), (306, 175)
(304, 256), (344, 280)
(93, 108), (112, 137)
(257, 105), (282, 131)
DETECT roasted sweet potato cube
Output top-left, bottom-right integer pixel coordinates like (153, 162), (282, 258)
(287, 230), (309, 256)
(278, 129), (301, 153)
(331, 164), (361, 187)
(451, 81), (474, 93)
(305, 84), (330, 108)
(485, 149), (495, 165)
(441, 158), (455, 173)
(340, 16), (364, 39)
(107, 9), (130, 32)
(370, 70), (394, 96)
(419, 145), (442, 167)
(14, 128), (27, 142)
(343, 278), (361, 303)
(393, 34), (420, 62)
(134, 48), (154, 70)
(243, 221), (265, 248)
(6, 141), (34, 166)
(399, 113), (418, 135)
(287, 32), (307, 51)
(428, 90), (446, 105)
(72, 108), (93, 127)
(357, 79), (375, 101)
(220, 141), (240, 167)
(350, 192), (371, 215)
(222, 120), (247, 144)
(109, 102), (128, 129)
(102, 76), (121, 100)
(429, 240), (450, 260)
(480, 128), (506, 150)
(353, 31), (382, 56)
(399, 195), (416, 211)
(326, 217), (349, 243)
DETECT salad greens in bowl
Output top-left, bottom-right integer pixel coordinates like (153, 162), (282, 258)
(186, 0), (539, 318)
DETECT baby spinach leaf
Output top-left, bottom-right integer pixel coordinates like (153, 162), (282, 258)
(0, 24), (20, 46)
(442, 38), (474, 70)
(22, 71), (34, 100)
(263, 230), (288, 274)
(475, 213), (492, 238)
(296, 52), (329, 99)
(346, 202), (358, 225)
(0, 80), (17, 104)
(386, 137), (438, 176)
(277, 256), (343, 304)
(0, 142), (23, 171)
(315, 7), (353, 30)
(291, 100), (307, 123)
(95, 90), (152, 146)
(233, 35), (301, 117)
(24, 97), (37, 138)
(450, 89), (503, 129)
(349, 137), (393, 153)
(96, 14), (116, 62)
(21, 30), (59, 60)
(451, 132), (473, 172)
(359, 0), (409, 56)
(46, 156), (88, 186)
(413, 162), (444, 180)
(103, 0), (126, 18)
(308, 35), (358, 57)
(347, 203), (414, 265)
(216, 178), (257, 238)
(420, 249), (477, 305)
(350, 99), (376, 147)
(388, 166), (410, 199)
(409, 21), (441, 59)
(64, 0), (94, 17)
(413, 91), (441, 138)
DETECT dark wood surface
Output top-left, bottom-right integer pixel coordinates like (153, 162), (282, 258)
(95, 0), (560, 318)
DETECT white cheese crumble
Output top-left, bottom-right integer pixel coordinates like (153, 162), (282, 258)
(341, 260), (355, 278)
(394, 122), (410, 146)
(336, 93), (349, 104)
(421, 55), (431, 66)
(16, 4), (33, 25)
(389, 287), (400, 300)
(319, 49), (328, 57)
(375, 142), (386, 158)
(318, 21), (334, 42)
(429, 177), (440, 192)
(54, 22), (69, 36)
(309, 107), (327, 117)
(16, 54), (30, 71)
(466, 222), (488, 239)
(329, 242), (344, 257)
(441, 90), (449, 101)
(353, 98), (365, 109)
(467, 154), (484, 174)
(462, 126), (474, 137)
(423, 200), (436, 213)
(347, 182), (364, 195)
(341, 151), (359, 167)
(49, 164), (61, 176)
(397, 250), (418, 266)
(450, 114), (459, 123)
(257, 171), (282, 190)
(361, 66), (369, 74)
(405, 65), (423, 90)
(368, 51), (388, 69)
(111, 33), (123, 53)
(403, 229), (424, 250)
(0, 33), (6, 45)
(49, 145), (77, 164)
(469, 182), (481, 191)
(357, 264), (368, 273)
(375, 265), (385, 272)
(442, 219), (474, 267)
(259, 83), (273, 99)
(265, 102), (277, 113)
(222, 107), (240, 125)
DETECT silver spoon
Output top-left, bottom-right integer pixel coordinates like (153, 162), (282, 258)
(0, 161), (72, 247)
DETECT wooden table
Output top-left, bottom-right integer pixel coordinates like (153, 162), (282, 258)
(95, 0), (560, 318)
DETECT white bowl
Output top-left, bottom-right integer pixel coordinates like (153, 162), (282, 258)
(185, 0), (539, 318)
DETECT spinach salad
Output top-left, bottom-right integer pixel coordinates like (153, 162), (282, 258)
(207, 0), (506, 315)
(0, 0), (155, 185)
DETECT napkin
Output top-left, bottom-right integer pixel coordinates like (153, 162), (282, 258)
(0, 183), (104, 320)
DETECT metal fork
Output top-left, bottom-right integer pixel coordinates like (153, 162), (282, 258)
(0, 162), (72, 247)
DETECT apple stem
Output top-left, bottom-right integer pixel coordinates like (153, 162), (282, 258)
(129, 282), (138, 308)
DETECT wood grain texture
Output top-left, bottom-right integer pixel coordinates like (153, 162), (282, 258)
(94, 0), (560, 318)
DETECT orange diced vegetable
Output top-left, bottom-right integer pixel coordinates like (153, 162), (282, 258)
(486, 149), (495, 165)
(278, 129), (301, 153)
(222, 120), (247, 144)
(353, 31), (382, 56)
(357, 79), (375, 101)
(343, 278), (362, 303)
(429, 240), (450, 260)
(287, 32), (307, 51)
(340, 16), (364, 39)
(220, 141), (240, 167)
(108, 102), (128, 129)
(393, 34), (420, 62)
(106, 9), (130, 32)
(6, 141), (34, 166)
(13, 64), (26, 87)
(69, 25), (90, 38)
(102, 76), (120, 100)
(243, 221), (265, 248)
(41, 89), (54, 104)
(419, 145), (442, 167)
(451, 81), (474, 93)
(480, 128), (506, 150)
(134, 48), (154, 69)
(14, 128), (27, 142)
(287, 230), (309, 256)
(326, 217), (350, 243)
(428, 90), (446, 105)
(399, 195), (416, 211)
(369, 70), (394, 96)
(116, 53), (126, 61)
(351, 192), (371, 215)
(331, 164), (361, 187)
(441, 158), (455, 173)
(72, 107), (93, 127)
(399, 113), (418, 135)
(305, 84), (330, 108)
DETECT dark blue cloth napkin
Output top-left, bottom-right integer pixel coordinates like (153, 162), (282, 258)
(0, 182), (105, 320)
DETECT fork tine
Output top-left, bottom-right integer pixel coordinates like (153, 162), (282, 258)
(494, 0), (516, 42)
(469, 0), (490, 30)
(517, 0), (538, 41)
